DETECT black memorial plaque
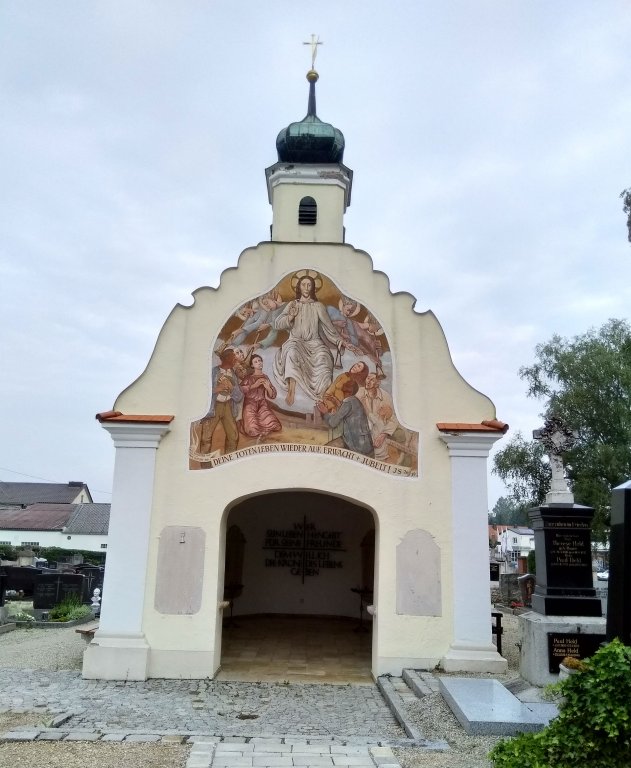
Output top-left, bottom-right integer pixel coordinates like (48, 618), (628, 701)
(547, 632), (606, 674)
(0, 569), (6, 607)
(490, 563), (500, 582)
(530, 504), (601, 616)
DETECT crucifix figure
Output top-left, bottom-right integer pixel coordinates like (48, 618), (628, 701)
(533, 415), (579, 504)
(303, 34), (322, 70)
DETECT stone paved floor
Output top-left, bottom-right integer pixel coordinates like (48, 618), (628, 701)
(0, 670), (403, 738)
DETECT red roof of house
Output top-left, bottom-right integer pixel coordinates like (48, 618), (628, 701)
(0, 503), (75, 531)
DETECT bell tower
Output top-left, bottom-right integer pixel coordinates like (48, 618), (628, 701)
(265, 65), (353, 244)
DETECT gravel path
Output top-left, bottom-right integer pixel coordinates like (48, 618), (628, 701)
(0, 625), (85, 670)
(0, 614), (525, 768)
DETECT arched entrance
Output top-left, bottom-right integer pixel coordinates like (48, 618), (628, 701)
(218, 490), (376, 683)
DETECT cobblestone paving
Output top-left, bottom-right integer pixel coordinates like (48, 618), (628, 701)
(0, 670), (403, 738)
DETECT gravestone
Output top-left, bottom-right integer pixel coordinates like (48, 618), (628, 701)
(518, 574), (535, 607)
(519, 417), (606, 685)
(2, 566), (43, 597)
(77, 567), (104, 603)
(33, 573), (85, 610)
(606, 479), (631, 644)
(529, 504), (601, 616)
(530, 417), (601, 617)
(490, 563), (500, 582)
(0, 569), (6, 607)
(499, 573), (521, 604)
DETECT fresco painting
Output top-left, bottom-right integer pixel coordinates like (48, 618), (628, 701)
(189, 269), (418, 476)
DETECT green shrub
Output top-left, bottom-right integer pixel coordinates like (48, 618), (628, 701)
(527, 550), (536, 575)
(49, 594), (83, 622)
(490, 639), (631, 767)
(0, 544), (17, 561)
(66, 604), (92, 621)
(36, 546), (105, 565)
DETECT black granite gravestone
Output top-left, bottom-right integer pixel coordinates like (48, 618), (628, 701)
(33, 573), (84, 609)
(2, 566), (43, 597)
(490, 563), (500, 582)
(606, 479), (631, 644)
(529, 503), (601, 616)
(0, 569), (6, 607)
(78, 567), (104, 603)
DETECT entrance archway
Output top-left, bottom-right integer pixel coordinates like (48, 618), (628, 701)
(218, 490), (376, 683)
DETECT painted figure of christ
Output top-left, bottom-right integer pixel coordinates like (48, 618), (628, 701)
(273, 275), (344, 406)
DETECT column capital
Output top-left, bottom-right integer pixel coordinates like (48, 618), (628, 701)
(439, 431), (503, 458)
(100, 420), (171, 449)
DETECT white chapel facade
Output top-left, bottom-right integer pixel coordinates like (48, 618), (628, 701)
(83, 66), (508, 681)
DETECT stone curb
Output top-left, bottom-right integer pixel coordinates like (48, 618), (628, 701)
(375, 677), (423, 742)
(14, 616), (95, 629)
(0, 730), (436, 748)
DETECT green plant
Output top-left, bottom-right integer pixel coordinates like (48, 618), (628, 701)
(49, 594), (84, 622)
(13, 611), (35, 623)
(490, 639), (631, 767)
(66, 604), (92, 621)
(37, 546), (105, 565)
(527, 550), (536, 575)
(0, 544), (17, 561)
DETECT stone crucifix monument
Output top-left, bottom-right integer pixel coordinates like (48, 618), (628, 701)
(520, 416), (605, 686)
(529, 416), (601, 616)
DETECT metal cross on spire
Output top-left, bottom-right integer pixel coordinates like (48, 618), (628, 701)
(303, 34), (322, 70)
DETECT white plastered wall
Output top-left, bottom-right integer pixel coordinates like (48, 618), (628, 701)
(84, 242), (503, 680)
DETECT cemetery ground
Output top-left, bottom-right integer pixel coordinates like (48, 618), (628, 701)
(0, 615), (523, 768)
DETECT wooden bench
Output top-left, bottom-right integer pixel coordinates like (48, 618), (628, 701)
(75, 622), (99, 643)
(491, 611), (503, 656)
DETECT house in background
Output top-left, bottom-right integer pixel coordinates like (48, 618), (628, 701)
(0, 481), (93, 507)
(0, 482), (109, 554)
(498, 526), (535, 573)
(488, 524), (512, 548)
(0, 503), (110, 554)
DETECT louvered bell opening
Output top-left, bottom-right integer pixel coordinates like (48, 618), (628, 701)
(298, 196), (317, 225)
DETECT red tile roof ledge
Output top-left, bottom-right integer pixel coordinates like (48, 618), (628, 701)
(96, 411), (174, 424)
(436, 419), (508, 434)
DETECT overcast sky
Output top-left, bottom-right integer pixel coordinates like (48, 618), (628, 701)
(2, 2), (630, 505)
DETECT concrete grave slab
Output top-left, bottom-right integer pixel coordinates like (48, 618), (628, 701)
(439, 677), (551, 736)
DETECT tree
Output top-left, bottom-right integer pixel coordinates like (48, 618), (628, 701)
(493, 319), (631, 542)
(489, 495), (531, 526)
(621, 188), (631, 244)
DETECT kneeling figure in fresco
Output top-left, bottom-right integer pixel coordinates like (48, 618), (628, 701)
(317, 379), (374, 458)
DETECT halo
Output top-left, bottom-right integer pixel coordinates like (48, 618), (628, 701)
(290, 269), (323, 292)
(339, 297), (361, 317)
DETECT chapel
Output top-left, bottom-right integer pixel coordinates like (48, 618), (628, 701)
(83, 56), (508, 682)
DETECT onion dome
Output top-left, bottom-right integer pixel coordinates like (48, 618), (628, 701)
(276, 70), (345, 164)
